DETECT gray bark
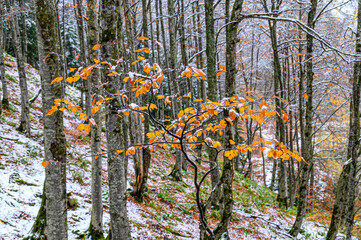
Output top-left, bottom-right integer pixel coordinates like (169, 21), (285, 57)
(101, 0), (130, 238)
(0, 0), (8, 109)
(326, 0), (361, 239)
(35, 0), (68, 239)
(290, 0), (317, 236)
(87, 0), (104, 238)
(19, 0), (28, 62)
(6, 0), (30, 135)
(168, 0), (183, 181)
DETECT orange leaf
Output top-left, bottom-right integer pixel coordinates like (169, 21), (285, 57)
(144, 64), (151, 74)
(282, 110), (288, 123)
(246, 96), (253, 102)
(139, 36), (149, 41)
(93, 44), (101, 50)
(51, 77), (63, 85)
(42, 161), (49, 167)
(303, 93), (309, 101)
(91, 106), (100, 115)
(260, 99), (267, 108)
(157, 73), (164, 84)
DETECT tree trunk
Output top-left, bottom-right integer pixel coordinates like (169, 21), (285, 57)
(326, 1), (361, 239)
(87, 0), (104, 238)
(168, 0), (183, 181)
(101, 1), (130, 239)
(212, 1), (243, 239)
(19, 0), (28, 62)
(0, 0), (8, 109)
(290, 0), (317, 236)
(35, 0), (68, 239)
(204, 0), (221, 207)
(263, 0), (288, 207)
(6, 0), (30, 135)
(133, 0), (152, 203)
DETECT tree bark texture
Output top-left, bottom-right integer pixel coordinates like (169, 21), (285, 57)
(87, 0), (104, 238)
(101, 0), (130, 238)
(6, 0), (30, 135)
(35, 0), (68, 239)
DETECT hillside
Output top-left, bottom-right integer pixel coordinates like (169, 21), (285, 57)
(0, 55), (357, 240)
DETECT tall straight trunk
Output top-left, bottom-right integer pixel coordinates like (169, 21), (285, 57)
(168, 0), (183, 181)
(205, 0), (221, 207)
(154, 0), (164, 120)
(196, 1), (206, 101)
(289, 54), (298, 207)
(74, 0), (89, 115)
(158, 0), (173, 119)
(19, 0), (28, 62)
(0, 0), (8, 109)
(290, 0), (317, 236)
(263, 0), (287, 207)
(122, 0), (142, 188)
(212, 1), (243, 239)
(133, 0), (152, 202)
(326, 1), (361, 239)
(178, 0), (189, 172)
(35, 0), (67, 239)
(6, 0), (30, 135)
(272, 22), (288, 208)
(101, 1), (130, 239)
(87, 0), (104, 238)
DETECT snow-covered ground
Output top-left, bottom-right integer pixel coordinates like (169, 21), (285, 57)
(0, 55), (357, 239)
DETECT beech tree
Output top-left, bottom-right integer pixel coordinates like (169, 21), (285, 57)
(5, 0), (30, 135)
(35, 0), (68, 239)
(4, 0), (361, 239)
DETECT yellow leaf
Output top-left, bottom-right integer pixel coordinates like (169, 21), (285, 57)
(266, 111), (275, 117)
(149, 103), (158, 110)
(157, 95), (165, 99)
(164, 97), (171, 106)
(70, 68), (77, 73)
(92, 106), (100, 114)
(93, 44), (101, 50)
(94, 59), (100, 64)
(116, 150), (124, 154)
(213, 141), (221, 148)
(229, 139), (235, 145)
(66, 77), (74, 83)
(76, 124), (87, 131)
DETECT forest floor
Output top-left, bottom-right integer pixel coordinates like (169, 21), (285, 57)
(0, 54), (359, 239)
